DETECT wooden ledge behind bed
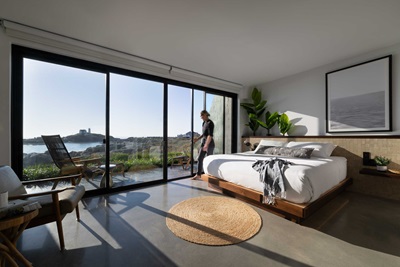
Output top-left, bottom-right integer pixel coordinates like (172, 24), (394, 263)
(204, 174), (353, 224)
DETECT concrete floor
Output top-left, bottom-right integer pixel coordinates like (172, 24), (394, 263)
(17, 179), (400, 267)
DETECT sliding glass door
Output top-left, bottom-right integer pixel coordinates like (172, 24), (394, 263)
(110, 73), (164, 186)
(206, 93), (224, 155)
(12, 45), (237, 195)
(22, 58), (106, 192)
(167, 85), (193, 179)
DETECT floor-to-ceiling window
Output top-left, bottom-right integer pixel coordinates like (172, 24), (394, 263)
(110, 73), (164, 186)
(206, 94), (224, 154)
(167, 85), (193, 179)
(11, 45), (237, 195)
(15, 49), (108, 193)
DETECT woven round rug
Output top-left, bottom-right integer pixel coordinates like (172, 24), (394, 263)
(166, 196), (262, 246)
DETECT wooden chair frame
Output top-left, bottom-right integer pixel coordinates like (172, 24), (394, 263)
(8, 174), (83, 251)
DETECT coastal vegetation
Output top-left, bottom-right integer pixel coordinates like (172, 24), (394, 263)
(23, 134), (196, 180)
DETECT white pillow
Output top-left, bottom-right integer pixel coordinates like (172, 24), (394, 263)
(253, 140), (287, 153)
(285, 141), (337, 158)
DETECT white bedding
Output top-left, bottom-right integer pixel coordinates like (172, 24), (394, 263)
(203, 152), (347, 204)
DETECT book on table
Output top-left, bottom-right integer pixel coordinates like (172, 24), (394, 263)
(0, 199), (41, 219)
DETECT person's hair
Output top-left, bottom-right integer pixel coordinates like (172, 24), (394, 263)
(200, 110), (210, 116)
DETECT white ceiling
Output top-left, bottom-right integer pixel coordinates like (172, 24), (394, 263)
(2, 0), (400, 87)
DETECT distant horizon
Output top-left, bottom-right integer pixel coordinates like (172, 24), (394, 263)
(23, 58), (210, 140)
(23, 131), (200, 140)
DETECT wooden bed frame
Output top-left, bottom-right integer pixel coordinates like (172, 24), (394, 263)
(204, 174), (353, 224)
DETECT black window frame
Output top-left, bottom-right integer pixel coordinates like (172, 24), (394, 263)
(11, 44), (238, 193)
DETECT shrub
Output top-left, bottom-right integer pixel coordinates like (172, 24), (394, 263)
(111, 152), (129, 162)
(23, 164), (60, 181)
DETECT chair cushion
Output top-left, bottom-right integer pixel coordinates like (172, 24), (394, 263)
(0, 165), (27, 196)
(27, 185), (85, 219)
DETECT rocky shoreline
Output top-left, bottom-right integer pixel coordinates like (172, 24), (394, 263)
(23, 134), (195, 168)
(24, 133), (111, 144)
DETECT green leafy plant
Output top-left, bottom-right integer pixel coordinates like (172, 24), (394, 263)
(258, 111), (279, 136)
(23, 164), (60, 181)
(374, 156), (391, 166)
(240, 87), (267, 136)
(278, 113), (293, 136)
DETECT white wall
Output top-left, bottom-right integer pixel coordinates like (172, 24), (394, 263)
(252, 43), (400, 136)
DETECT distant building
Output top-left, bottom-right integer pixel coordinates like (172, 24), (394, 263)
(177, 131), (200, 138)
(79, 128), (91, 135)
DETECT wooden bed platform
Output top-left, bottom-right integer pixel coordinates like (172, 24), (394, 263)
(204, 174), (353, 224)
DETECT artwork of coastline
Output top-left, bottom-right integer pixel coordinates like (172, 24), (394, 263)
(330, 91), (385, 130)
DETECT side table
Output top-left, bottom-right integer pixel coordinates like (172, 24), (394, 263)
(100, 164), (116, 188)
(359, 168), (400, 179)
(99, 163), (125, 188)
(0, 209), (39, 267)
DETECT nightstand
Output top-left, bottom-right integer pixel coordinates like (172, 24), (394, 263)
(359, 168), (400, 179)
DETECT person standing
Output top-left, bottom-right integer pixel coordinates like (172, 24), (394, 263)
(192, 110), (215, 180)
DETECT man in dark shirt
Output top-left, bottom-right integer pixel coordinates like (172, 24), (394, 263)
(192, 110), (215, 180)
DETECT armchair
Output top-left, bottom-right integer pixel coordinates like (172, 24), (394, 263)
(0, 165), (85, 251)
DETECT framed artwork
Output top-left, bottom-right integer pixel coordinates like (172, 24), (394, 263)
(326, 55), (392, 133)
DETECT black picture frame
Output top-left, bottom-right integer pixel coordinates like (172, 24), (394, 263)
(326, 55), (392, 133)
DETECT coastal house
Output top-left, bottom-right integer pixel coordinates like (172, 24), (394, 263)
(1, 1), (400, 266)
(79, 128), (91, 135)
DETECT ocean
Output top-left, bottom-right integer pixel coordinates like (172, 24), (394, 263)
(23, 142), (103, 154)
(330, 91), (385, 130)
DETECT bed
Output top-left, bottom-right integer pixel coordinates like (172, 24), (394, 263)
(203, 140), (353, 223)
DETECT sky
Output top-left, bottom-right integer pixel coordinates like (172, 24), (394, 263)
(327, 57), (389, 100)
(23, 59), (210, 139)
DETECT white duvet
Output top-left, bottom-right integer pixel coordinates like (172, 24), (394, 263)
(203, 152), (347, 204)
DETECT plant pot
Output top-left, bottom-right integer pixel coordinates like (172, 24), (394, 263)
(376, 165), (388, 172)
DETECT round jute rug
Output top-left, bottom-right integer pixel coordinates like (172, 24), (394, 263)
(166, 196), (262, 246)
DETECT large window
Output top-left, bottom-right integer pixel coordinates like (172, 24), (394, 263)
(167, 85), (193, 179)
(110, 73), (164, 186)
(11, 45), (237, 194)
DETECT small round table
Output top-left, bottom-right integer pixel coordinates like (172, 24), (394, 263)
(0, 209), (39, 267)
(99, 164), (116, 188)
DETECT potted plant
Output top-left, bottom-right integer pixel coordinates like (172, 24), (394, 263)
(258, 111), (279, 136)
(240, 88), (267, 136)
(374, 156), (391, 171)
(278, 113), (293, 136)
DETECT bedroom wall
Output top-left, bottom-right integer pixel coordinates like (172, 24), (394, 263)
(239, 43), (400, 202)
(246, 42), (400, 136)
(242, 136), (400, 202)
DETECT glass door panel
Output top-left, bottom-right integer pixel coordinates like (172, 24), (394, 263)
(206, 94), (224, 155)
(110, 73), (164, 187)
(167, 85), (192, 179)
(190, 90), (206, 174)
(23, 58), (106, 192)
(224, 97), (233, 154)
